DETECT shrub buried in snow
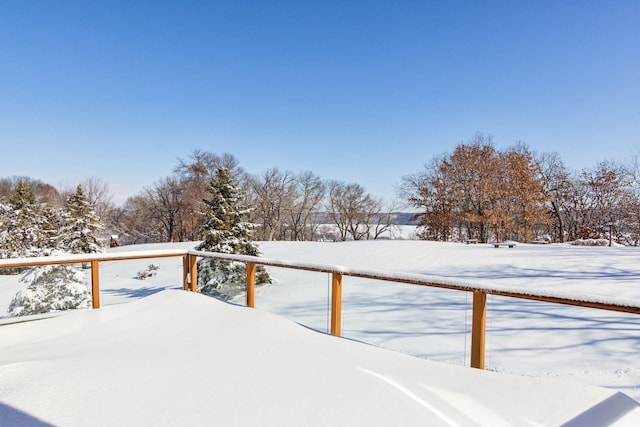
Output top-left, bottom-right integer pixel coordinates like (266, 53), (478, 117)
(8, 265), (91, 316)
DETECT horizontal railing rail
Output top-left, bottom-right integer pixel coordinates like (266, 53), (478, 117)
(3, 248), (640, 371)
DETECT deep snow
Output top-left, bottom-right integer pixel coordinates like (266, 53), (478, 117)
(1, 290), (639, 426)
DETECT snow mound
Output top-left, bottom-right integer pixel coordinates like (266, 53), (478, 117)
(1, 290), (639, 426)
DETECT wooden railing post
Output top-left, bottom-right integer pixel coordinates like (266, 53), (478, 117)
(330, 272), (343, 336)
(471, 291), (487, 369)
(246, 262), (256, 308)
(90, 260), (100, 309)
(182, 254), (189, 291)
(189, 254), (197, 292)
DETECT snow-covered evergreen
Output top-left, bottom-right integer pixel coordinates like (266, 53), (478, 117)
(3, 183), (102, 316)
(197, 167), (270, 298)
(7, 265), (91, 316)
(61, 185), (103, 254)
(0, 202), (13, 258)
(0, 181), (57, 259)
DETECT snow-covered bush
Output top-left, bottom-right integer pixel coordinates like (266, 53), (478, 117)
(135, 264), (160, 280)
(573, 238), (610, 246)
(7, 265), (91, 316)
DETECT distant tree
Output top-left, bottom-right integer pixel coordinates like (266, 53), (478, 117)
(0, 176), (61, 207)
(287, 171), (326, 241)
(247, 167), (296, 241)
(404, 136), (548, 243)
(0, 202), (15, 259)
(9, 180), (37, 210)
(568, 161), (631, 241)
(246, 169), (328, 241)
(402, 154), (458, 241)
(61, 185), (103, 254)
(173, 151), (246, 241)
(535, 152), (572, 242)
(40, 205), (64, 252)
(175, 150), (245, 183)
(0, 180), (54, 258)
(405, 136), (501, 242)
(115, 195), (165, 244)
(622, 152), (640, 245)
(449, 135), (502, 242)
(6, 184), (95, 317)
(493, 143), (548, 243)
(143, 177), (185, 242)
(326, 181), (388, 240)
(196, 167), (270, 299)
(80, 177), (113, 214)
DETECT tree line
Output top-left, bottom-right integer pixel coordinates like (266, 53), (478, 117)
(0, 180), (102, 259)
(110, 150), (394, 244)
(3, 134), (640, 246)
(0, 153), (393, 245)
(401, 134), (640, 244)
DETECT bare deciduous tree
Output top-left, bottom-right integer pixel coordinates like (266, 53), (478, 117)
(570, 160), (631, 240)
(145, 177), (185, 242)
(1, 177), (61, 207)
(247, 168), (296, 241)
(173, 151), (246, 241)
(535, 152), (572, 242)
(116, 195), (165, 244)
(326, 181), (387, 241)
(287, 171), (326, 241)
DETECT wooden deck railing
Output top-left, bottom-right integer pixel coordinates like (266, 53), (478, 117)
(0, 250), (191, 309)
(2, 248), (640, 370)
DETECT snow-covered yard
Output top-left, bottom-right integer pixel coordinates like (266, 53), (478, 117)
(1, 239), (640, 425)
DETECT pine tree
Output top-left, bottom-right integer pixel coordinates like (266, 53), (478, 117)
(8, 265), (91, 316)
(5, 184), (94, 315)
(0, 202), (11, 248)
(197, 166), (270, 298)
(40, 205), (64, 253)
(0, 180), (51, 258)
(61, 185), (103, 254)
(9, 179), (37, 209)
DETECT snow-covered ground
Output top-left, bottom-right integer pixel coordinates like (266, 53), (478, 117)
(2, 238), (640, 425)
(3, 289), (639, 426)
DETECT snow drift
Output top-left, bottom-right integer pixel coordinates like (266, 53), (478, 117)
(1, 290), (639, 426)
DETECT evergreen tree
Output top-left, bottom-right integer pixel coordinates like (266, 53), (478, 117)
(8, 265), (91, 316)
(9, 179), (37, 208)
(61, 185), (103, 254)
(0, 202), (11, 248)
(0, 202), (16, 263)
(5, 183), (93, 316)
(0, 180), (51, 258)
(41, 205), (64, 253)
(197, 166), (270, 298)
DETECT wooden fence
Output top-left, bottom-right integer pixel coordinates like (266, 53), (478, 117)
(2, 249), (640, 370)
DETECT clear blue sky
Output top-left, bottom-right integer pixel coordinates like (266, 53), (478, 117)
(1, 1), (639, 206)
